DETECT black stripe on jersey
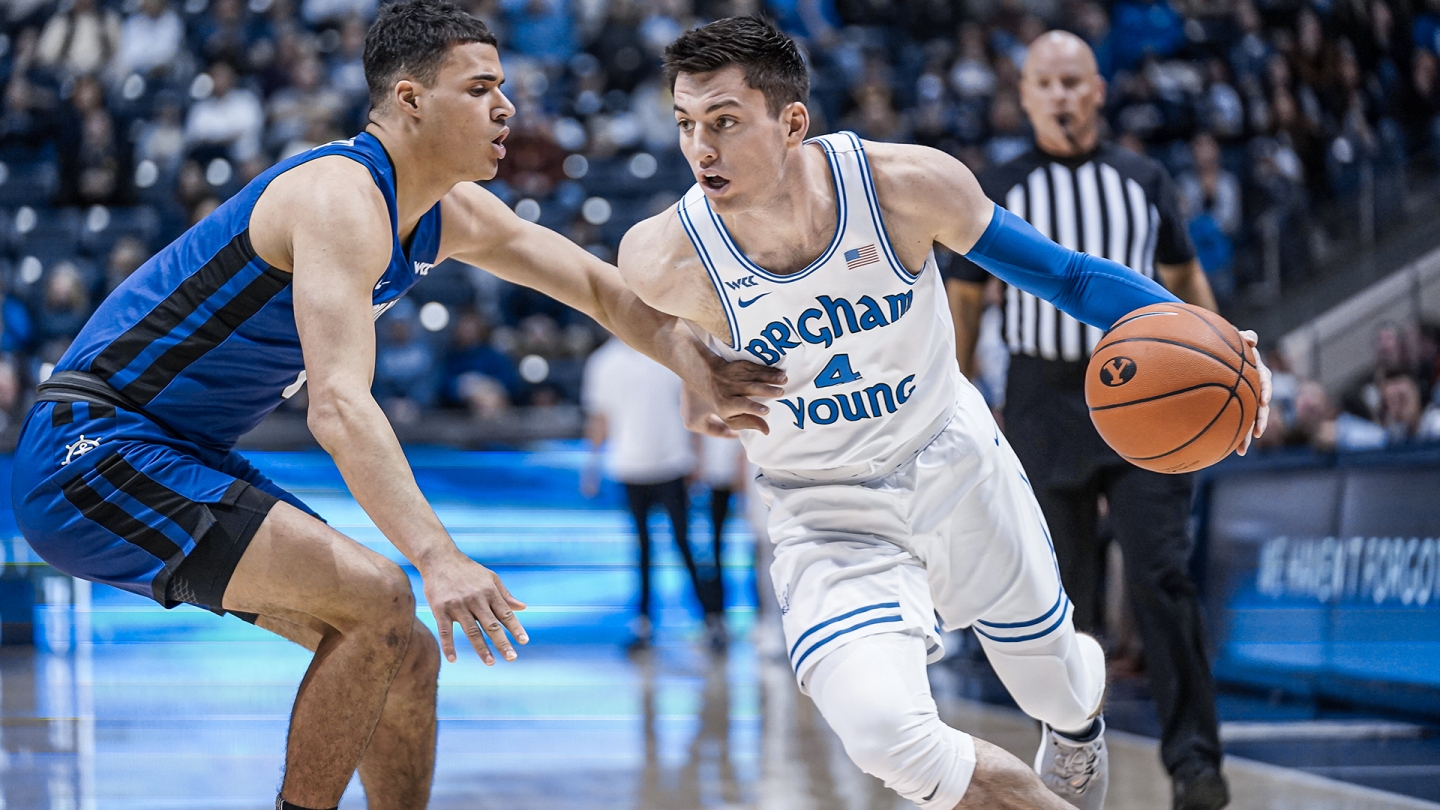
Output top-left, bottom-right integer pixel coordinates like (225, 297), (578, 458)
(121, 265), (291, 405)
(51, 402), (74, 428)
(90, 231), (259, 384)
(61, 466), (184, 602)
(88, 402), (116, 420)
(92, 453), (216, 541)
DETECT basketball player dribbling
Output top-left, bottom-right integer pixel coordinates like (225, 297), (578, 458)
(620, 18), (1273, 810)
(9, 3), (783, 808)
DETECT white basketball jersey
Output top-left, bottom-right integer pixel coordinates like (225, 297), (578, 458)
(679, 132), (961, 477)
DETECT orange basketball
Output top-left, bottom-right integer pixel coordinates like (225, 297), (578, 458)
(1085, 303), (1262, 474)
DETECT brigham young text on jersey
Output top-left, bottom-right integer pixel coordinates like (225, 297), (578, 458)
(678, 132), (960, 473)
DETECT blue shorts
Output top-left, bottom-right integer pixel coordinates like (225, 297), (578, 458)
(11, 400), (319, 614)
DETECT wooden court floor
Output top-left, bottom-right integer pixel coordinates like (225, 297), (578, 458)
(0, 638), (1433, 810)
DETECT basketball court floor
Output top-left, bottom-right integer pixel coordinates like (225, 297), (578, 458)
(0, 450), (1434, 810)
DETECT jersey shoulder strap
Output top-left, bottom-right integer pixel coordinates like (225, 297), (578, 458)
(289, 133), (443, 266)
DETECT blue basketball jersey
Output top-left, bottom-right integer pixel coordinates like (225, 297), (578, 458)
(55, 132), (442, 453)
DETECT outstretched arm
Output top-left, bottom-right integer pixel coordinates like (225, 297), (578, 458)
(878, 143), (1267, 446)
(884, 146), (1176, 330)
(268, 159), (526, 667)
(441, 183), (782, 432)
(959, 203), (1179, 329)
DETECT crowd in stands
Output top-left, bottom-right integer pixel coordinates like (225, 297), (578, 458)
(1259, 321), (1440, 453)
(1, 0), (1440, 445)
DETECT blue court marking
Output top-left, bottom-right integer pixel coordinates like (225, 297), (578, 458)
(843, 131), (920, 287)
(973, 597), (1071, 643)
(788, 601), (901, 661)
(678, 200), (742, 351)
(793, 614), (904, 672)
(704, 136), (848, 285)
(976, 582), (1065, 629)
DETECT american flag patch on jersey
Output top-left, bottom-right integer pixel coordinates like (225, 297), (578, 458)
(844, 244), (879, 269)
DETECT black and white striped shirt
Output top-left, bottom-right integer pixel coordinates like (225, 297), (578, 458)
(949, 143), (1195, 363)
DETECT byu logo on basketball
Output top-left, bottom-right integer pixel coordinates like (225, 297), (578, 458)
(1099, 357), (1137, 387)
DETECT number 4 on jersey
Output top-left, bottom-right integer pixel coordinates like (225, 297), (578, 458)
(814, 354), (861, 389)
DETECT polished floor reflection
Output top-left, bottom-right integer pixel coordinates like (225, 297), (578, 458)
(1, 636), (1436, 810)
(2, 449), (1435, 809)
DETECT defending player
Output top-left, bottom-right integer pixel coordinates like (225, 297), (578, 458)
(620, 18), (1272, 810)
(10, 3), (781, 809)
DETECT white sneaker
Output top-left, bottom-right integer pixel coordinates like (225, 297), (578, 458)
(1034, 718), (1108, 810)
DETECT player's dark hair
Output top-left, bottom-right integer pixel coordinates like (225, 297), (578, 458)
(364, 0), (497, 112)
(663, 16), (809, 117)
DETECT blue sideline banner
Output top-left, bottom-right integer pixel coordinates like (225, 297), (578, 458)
(1203, 459), (1440, 716)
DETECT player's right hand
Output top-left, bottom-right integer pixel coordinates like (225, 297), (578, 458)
(694, 354), (786, 436)
(422, 553), (528, 665)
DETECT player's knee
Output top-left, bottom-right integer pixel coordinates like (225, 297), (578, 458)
(985, 633), (1104, 732)
(834, 700), (919, 776)
(400, 620), (441, 684)
(349, 562), (416, 638)
(825, 683), (938, 782)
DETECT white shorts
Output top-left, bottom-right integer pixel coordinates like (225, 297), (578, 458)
(759, 383), (1070, 690)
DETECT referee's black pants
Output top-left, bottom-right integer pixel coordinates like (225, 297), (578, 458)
(1003, 355), (1223, 777)
(624, 478), (722, 620)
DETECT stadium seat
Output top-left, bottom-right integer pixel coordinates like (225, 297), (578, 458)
(80, 206), (162, 257)
(11, 209), (82, 265)
(0, 160), (59, 208)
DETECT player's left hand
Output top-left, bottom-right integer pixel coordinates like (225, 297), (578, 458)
(423, 553), (528, 666)
(1236, 330), (1272, 456)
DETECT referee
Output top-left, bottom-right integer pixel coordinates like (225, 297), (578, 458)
(948, 32), (1229, 810)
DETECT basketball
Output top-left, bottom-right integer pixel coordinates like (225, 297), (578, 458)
(1086, 303), (1263, 474)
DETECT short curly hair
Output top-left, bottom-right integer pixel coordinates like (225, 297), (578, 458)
(663, 17), (809, 117)
(364, 0), (497, 112)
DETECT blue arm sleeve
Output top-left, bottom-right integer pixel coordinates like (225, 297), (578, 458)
(961, 203), (1179, 330)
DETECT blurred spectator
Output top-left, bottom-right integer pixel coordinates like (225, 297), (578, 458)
(59, 75), (124, 205)
(192, 0), (266, 69)
(843, 83), (909, 142)
(1179, 132), (1241, 295)
(0, 356), (19, 432)
(106, 237), (150, 294)
(373, 305), (437, 422)
(503, 0), (576, 66)
(327, 16), (371, 103)
(1, 33), (62, 153)
(697, 433), (745, 635)
(1403, 50), (1440, 152)
(1201, 59), (1245, 141)
(35, 263), (92, 344)
(266, 56), (347, 155)
(0, 289), (34, 355)
(984, 93), (1029, 167)
(1109, 0), (1185, 73)
(36, 0), (121, 78)
(114, 0), (185, 80)
(185, 61), (264, 162)
(303, 0), (379, 25)
(493, 115), (568, 197)
(1180, 133), (1241, 235)
(134, 93), (188, 176)
(581, 335), (721, 650)
(442, 309), (519, 416)
(1378, 371), (1439, 444)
